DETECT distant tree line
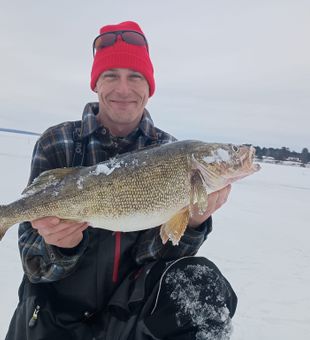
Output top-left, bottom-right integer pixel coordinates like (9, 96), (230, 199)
(254, 146), (310, 165)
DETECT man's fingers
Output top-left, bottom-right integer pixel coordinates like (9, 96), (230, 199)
(205, 191), (219, 215)
(31, 217), (88, 236)
(36, 221), (87, 237)
(43, 223), (89, 247)
(53, 224), (88, 248)
(215, 184), (232, 209)
(38, 222), (88, 239)
(188, 185), (232, 228)
(31, 216), (60, 228)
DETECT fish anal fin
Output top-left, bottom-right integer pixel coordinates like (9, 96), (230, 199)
(160, 208), (189, 246)
(190, 170), (209, 216)
(22, 167), (79, 196)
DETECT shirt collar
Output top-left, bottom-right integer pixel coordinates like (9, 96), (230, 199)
(80, 102), (157, 141)
(80, 102), (100, 138)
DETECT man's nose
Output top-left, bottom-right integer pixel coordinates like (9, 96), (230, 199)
(115, 77), (131, 95)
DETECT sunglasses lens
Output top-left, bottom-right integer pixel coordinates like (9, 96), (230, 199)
(122, 32), (147, 46)
(93, 31), (148, 56)
(94, 33), (116, 52)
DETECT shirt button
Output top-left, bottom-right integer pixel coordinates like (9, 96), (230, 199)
(84, 311), (91, 319)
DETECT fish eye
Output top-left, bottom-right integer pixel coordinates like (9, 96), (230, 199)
(232, 145), (239, 153)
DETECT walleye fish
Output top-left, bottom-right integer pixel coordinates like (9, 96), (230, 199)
(0, 140), (260, 245)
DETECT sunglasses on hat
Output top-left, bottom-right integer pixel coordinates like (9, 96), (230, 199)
(92, 30), (149, 57)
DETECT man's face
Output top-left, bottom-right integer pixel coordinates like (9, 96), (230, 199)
(95, 68), (149, 135)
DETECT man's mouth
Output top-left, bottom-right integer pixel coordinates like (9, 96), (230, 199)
(111, 99), (135, 104)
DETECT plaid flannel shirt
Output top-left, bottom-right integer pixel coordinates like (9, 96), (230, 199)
(18, 102), (212, 283)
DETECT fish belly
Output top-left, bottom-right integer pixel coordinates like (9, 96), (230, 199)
(88, 204), (188, 232)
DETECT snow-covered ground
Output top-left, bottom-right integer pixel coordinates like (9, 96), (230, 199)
(0, 133), (309, 339)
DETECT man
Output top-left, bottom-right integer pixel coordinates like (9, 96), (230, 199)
(6, 21), (237, 340)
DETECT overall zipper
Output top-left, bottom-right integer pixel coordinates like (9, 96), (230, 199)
(29, 304), (41, 328)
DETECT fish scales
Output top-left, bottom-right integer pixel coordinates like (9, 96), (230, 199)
(84, 153), (190, 222)
(1, 143), (190, 229)
(0, 140), (260, 244)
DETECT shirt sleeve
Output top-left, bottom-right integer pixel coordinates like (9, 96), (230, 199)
(18, 136), (88, 283)
(18, 221), (89, 283)
(132, 217), (212, 265)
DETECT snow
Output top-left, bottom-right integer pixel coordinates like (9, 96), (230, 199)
(203, 148), (231, 164)
(76, 176), (85, 190)
(197, 161), (310, 339)
(94, 163), (116, 176)
(94, 158), (123, 176)
(164, 263), (233, 339)
(1, 132), (310, 339)
(22, 173), (58, 197)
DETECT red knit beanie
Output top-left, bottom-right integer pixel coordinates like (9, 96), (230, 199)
(90, 21), (155, 97)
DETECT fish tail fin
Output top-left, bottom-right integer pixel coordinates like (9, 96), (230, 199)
(0, 205), (13, 241)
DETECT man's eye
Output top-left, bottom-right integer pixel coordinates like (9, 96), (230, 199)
(103, 73), (117, 79)
(232, 145), (239, 153)
(130, 74), (143, 79)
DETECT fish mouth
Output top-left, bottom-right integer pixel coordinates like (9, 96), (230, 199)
(238, 146), (260, 173)
(249, 146), (261, 172)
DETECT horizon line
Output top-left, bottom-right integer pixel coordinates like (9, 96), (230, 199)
(0, 127), (41, 136)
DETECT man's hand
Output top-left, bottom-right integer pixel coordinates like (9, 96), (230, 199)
(188, 185), (232, 228)
(31, 217), (89, 248)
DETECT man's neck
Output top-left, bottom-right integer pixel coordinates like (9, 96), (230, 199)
(96, 115), (140, 137)
(108, 124), (138, 137)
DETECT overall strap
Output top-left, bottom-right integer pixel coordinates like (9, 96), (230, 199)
(71, 121), (89, 167)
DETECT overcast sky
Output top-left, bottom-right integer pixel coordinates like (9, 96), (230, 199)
(0, 0), (309, 151)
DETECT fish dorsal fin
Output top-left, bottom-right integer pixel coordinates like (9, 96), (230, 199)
(189, 169), (209, 216)
(22, 167), (79, 196)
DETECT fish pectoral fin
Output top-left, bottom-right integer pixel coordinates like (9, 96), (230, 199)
(22, 167), (80, 196)
(160, 208), (189, 246)
(190, 170), (209, 216)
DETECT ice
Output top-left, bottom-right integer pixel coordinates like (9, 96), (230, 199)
(0, 133), (310, 339)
